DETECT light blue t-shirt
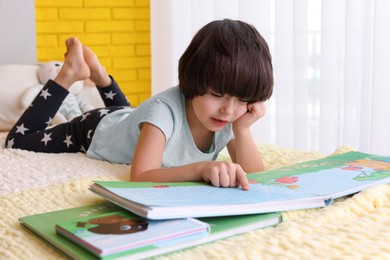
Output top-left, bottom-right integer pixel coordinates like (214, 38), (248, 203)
(87, 86), (233, 167)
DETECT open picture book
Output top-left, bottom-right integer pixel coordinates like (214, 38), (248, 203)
(90, 151), (390, 219)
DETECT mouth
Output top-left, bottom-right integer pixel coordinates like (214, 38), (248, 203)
(211, 117), (229, 127)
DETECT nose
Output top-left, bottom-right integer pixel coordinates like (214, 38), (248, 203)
(220, 97), (235, 115)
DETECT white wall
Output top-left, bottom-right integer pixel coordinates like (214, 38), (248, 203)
(150, 0), (270, 95)
(150, 1), (390, 154)
(150, 0), (273, 144)
(0, 0), (36, 64)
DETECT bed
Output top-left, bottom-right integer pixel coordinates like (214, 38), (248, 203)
(1, 64), (390, 259)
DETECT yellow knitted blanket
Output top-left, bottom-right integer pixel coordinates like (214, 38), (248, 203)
(1, 144), (390, 259)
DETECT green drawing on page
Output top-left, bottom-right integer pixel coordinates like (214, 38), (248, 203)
(342, 158), (390, 181)
(259, 157), (390, 196)
(249, 152), (390, 185)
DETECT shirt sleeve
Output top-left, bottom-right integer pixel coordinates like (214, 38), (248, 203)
(137, 98), (176, 142)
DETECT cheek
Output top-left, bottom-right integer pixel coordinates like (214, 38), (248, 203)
(192, 98), (212, 119)
(195, 97), (218, 112)
(235, 104), (248, 118)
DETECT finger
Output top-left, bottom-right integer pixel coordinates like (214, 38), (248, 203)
(236, 169), (250, 191)
(226, 165), (237, 187)
(257, 102), (266, 116)
(210, 178), (220, 187)
(218, 165), (230, 188)
(252, 101), (264, 112)
(247, 102), (255, 113)
(209, 167), (221, 187)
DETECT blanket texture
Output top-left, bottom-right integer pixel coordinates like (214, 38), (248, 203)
(1, 139), (390, 259)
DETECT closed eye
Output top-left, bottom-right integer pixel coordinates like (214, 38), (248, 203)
(237, 98), (250, 103)
(211, 92), (224, 98)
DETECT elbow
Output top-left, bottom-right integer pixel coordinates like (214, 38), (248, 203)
(257, 163), (265, 173)
(130, 174), (141, 182)
(129, 169), (140, 182)
(246, 163), (265, 174)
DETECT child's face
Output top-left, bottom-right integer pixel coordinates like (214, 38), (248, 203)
(190, 89), (249, 132)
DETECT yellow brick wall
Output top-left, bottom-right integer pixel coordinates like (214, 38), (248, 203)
(35, 0), (151, 106)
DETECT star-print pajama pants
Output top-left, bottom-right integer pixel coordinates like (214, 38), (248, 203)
(5, 77), (130, 153)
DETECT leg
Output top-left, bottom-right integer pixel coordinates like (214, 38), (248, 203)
(6, 105), (123, 153)
(83, 46), (131, 107)
(96, 76), (131, 107)
(5, 37), (91, 152)
(6, 80), (69, 151)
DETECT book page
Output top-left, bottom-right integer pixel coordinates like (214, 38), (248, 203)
(258, 152), (390, 198)
(104, 184), (318, 207)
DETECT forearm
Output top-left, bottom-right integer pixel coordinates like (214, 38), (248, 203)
(232, 128), (264, 173)
(130, 162), (205, 182)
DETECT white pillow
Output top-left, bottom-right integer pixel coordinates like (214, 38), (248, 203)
(0, 64), (106, 132)
(0, 64), (40, 131)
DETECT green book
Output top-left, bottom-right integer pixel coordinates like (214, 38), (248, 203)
(90, 151), (390, 219)
(20, 202), (281, 259)
(56, 211), (210, 257)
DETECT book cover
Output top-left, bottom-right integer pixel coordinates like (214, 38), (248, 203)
(20, 202), (281, 260)
(90, 151), (390, 219)
(56, 211), (210, 257)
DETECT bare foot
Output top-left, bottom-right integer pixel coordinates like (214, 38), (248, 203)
(54, 37), (90, 89)
(83, 46), (112, 87)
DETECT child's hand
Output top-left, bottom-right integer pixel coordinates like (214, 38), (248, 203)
(199, 161), (250, 191)
(233, 101), (266, 130)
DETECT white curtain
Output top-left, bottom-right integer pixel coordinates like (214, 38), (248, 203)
(151, 0), (390, 155)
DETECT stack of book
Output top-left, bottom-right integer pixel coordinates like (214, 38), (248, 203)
(20, 203), (281, 259)
(20, 151), (390, 259)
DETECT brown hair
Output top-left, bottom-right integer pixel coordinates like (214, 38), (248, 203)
(178, 19), (273, 102)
